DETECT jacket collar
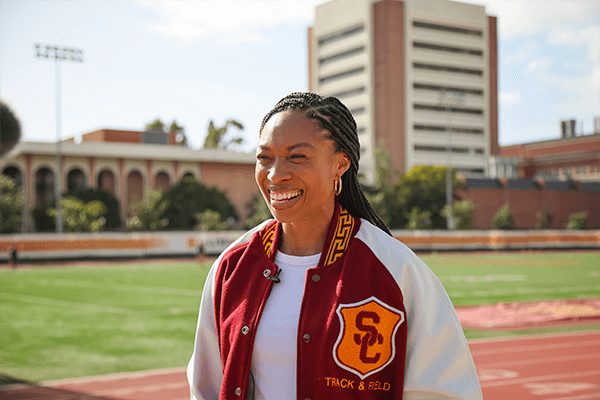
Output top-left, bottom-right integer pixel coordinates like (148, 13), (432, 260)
(259, 201), (361, 267)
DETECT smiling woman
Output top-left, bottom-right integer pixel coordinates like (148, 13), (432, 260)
(187, 92), (482, 400)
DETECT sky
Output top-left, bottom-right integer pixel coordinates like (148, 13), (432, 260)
(1, 0), (598, 153)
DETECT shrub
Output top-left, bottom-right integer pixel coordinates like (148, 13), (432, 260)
(492, 203), (515, 229)
(196, 209), (227, 231)
(534, 206), (553, 229)
(245, 191), (273, 229)
(47, 196), (107, 232)
(566, 211), (587, 230)
(407, 207), (432, 229)
(127, 190), (169, 231)
(442, 200), (476, 230)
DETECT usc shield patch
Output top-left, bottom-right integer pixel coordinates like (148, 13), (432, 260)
(333, 296), (405, 380)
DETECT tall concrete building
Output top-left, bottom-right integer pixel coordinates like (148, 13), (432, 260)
(308, 0), (499, 184)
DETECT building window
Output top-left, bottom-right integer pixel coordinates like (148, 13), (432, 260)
(414, 62), (483, 76)
(413, 41), (483, 56)
(475, 148), (484, 155)
(331, 86), (366, 99)
(318, 24), (364, 46)
(319, 46), (365, 65)
(319, 66), (365, 84)
(412, 20), (483, 37)
(414, 104), (483, 115)
(414, 124), (484, 134)
(414, 145), (471, 154)
(357, 127), (366, 134)
(413, 83), (483, 96)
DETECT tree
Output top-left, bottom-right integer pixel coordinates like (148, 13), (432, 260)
(160, 176), (238, 230)
(145, 118), (166, 131)
(396, 165), (463, 229)
(0, 101), (21, 157)
(492, 203), (515, 229)
(127, 189), (169, 231)
(48, 196), (107, 232)
(203, 119), (244, 150)
(363, 144), (402, 228)
(169, 120), (188, 147)
(245, 191), (273, 228)
(443, 200), (476, 230)
(535, 206), (553, 229)
(0, 175), (24, 233)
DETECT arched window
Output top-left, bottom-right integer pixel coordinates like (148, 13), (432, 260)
(155, 171), (170, 192)
(67, 168), (86, 191)
(127, 170), (144, 213)
(98, 170), (116, 193)
(35, 167), (54, 206)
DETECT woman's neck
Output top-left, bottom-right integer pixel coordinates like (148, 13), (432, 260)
(279, 206), (334, 256)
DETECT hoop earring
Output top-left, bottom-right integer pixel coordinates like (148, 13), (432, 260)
(334, 176), (342, 196)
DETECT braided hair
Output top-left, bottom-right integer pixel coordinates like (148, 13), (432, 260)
(259, 92), (392, 236)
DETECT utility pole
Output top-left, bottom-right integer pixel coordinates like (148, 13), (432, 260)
(35, 44), (84, 233)
(439, 90), (465, 230)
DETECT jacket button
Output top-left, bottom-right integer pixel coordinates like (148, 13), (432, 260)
(235, 387), (241, 396)
(303, 334), (311, 343)
(311, 274), (321, 282)
(241, 326), (249, 335)
(263, 269), (271, 277)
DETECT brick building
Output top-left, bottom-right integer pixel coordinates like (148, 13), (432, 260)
(0, 129), (257, 232)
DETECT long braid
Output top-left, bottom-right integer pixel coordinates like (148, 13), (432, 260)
(259, 92), (392, 236)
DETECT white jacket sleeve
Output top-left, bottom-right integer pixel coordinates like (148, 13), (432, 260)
(187, 260), (222, 400)
(400, 252), (482, 400)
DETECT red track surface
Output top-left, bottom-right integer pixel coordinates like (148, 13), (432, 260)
(1, 331), (598, 400)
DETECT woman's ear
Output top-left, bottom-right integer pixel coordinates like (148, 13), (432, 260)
(336, 152), (351, 176)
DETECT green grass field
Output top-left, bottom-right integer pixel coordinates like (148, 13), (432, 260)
(0, 251), (598, 382)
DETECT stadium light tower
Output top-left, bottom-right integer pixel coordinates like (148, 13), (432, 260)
(439, 90), (465, 230)
(35, 44), (84, 233)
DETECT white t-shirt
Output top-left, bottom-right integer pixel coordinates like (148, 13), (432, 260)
(250, 251), (321, 400)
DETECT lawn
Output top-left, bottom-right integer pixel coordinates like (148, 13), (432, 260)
(0, 251), (598, 382)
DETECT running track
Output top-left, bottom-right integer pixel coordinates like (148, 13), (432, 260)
(1, 331), (598, 400)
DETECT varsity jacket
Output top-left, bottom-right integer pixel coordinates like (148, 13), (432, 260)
(188, 203), (482, 400)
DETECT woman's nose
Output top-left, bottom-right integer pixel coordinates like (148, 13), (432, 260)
(267, 158), (291, 182)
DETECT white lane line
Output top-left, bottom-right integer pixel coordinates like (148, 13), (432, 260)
(30, 278), (202, 297)
(480, 370), (600, 388)
(546, 393), (600, 400)
(471, 341), (600, 356)
(1, 292), (139, 315)
(476, 353), (600, 369)
(468, 330), (600, 345)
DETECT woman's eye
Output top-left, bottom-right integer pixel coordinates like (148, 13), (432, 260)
(257, 155), (272, 162)
(290, 154), (306, 161)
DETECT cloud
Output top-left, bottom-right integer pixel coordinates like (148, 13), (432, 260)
(552, 63), (600, 115)
(138, 0), (327, 43)
(460, 0), (598, 39)
(525, 56), (553, 73)
(500, 92), (523, 105)
(504, 39), (539, 64)
(547, 25), (600, 62)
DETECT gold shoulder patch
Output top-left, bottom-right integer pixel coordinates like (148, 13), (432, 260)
(333, 296), (405, 379)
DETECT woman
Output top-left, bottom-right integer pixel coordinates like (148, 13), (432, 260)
(188, 92), (482, 400)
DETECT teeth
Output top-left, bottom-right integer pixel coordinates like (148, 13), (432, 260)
(270, 191), (302, 201)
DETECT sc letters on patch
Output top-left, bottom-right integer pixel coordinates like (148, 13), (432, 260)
(332, 296), (405, 380)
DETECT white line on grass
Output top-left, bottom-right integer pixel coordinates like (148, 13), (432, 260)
(1, 293), (140, 315)
(33, 278), (202, 297)
(449, 285), (600, 298)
